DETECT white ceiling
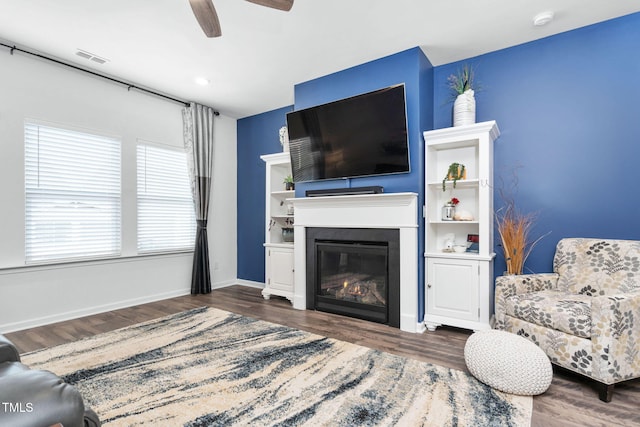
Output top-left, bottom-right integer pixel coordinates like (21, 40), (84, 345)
(1, 1), (639, 118)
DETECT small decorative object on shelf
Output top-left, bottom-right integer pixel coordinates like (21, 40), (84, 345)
(467, 234), (479, 253)
(442, 197), (459, 221)
(448, 64), (477, 127)
(281, 227), (294, 242)
(443, 233), (455, 252)
(279, 126), (289, 152)
(453, 244), (467, 253)
(442, 163), (466, 191)
(283, 174), (294, 191)
(453, 210), (474, 221)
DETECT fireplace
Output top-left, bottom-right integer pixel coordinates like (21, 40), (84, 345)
(306, 228), (400, 327)
(291, 192), (420, 333)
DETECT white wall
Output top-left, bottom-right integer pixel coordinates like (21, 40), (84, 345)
(0, 49), (237, 332)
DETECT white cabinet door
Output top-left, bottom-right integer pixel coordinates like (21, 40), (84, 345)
(426, 258), (479, 322)
(266, 246), (294, 293)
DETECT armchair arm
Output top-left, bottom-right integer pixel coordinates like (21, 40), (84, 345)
(494, 273), (559, 329)
(591, 290), (640, 384)
(0, 335), (20, 363)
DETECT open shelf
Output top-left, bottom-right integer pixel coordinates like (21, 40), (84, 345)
(271, 190), (295, 198)
(428, 178), (479, 189)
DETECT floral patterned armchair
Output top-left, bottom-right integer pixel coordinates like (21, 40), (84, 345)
(494, 238), (640, 402)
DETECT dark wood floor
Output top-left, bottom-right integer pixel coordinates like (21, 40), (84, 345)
(6, 285), (640, 427)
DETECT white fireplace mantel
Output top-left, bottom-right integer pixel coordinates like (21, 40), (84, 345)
(291, 192), (423, 333)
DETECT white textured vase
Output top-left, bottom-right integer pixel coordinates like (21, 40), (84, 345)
(279, 126), (289, 152)
(453, 89), (476, 127)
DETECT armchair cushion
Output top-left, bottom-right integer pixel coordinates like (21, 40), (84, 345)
(505, 290), (592, 338)
(494, 273), (559, 330)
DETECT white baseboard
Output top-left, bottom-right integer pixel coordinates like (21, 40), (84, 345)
(234, 279), (265, 289)
(1, 279), (265, 333)
(211, 279), (243, 290)
(1, 288), (191, 334)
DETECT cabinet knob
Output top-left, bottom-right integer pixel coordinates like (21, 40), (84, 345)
(427, 284), (432, 289)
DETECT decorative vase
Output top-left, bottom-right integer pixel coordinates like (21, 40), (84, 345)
(453, 89), (475, 127)
(282, 228), (294, 243)
(279, 126), (289, 152)
(442, 203), (456, 221)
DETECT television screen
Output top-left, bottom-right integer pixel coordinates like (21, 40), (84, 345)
(287, 85), (409, 183)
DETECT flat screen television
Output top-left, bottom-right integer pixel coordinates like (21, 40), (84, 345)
(286, 84), (409, 183)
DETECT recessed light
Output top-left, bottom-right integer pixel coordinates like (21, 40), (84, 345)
(533, 11), (554, 27)
(195, 77), (210, 86)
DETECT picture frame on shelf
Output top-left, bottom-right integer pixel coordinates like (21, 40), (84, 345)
(467, 234), (479, 253)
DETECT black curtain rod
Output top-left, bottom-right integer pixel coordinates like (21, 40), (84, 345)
(2, 42), (220, 115)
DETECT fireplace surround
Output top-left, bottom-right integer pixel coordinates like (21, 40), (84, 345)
(291, 192), (422, 333)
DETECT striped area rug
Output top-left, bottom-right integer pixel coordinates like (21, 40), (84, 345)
(23, 307), (532, 426)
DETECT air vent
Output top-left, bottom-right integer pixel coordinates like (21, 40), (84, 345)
(76, 50), (92, 60)
(75, 49), (109, 65)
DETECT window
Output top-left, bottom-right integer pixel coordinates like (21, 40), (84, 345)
(137, 143), (196, 253)
(25, 122), (121, 263)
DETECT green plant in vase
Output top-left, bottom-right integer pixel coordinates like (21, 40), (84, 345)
(447, 64), (477, 99)
(283, 175), (294, 191)
(442, 162), (466, 191)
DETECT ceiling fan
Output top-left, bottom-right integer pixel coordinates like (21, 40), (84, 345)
(189, 0), (294, 38)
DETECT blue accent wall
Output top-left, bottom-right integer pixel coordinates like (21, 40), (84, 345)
(237, 12), (640, 316)
(433, 12), (640, 276)
(237, 106), (293, 282)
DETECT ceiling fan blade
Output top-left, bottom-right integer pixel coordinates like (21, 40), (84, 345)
(245, 0), (293, 12)
(189, 0), (222, 37)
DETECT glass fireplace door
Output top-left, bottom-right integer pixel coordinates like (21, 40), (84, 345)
(315, 241), (388, 323)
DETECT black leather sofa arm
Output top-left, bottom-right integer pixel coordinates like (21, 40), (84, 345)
(0, 335), (101, 426)
(0, 335), (21, 363)
(0, 369), (86, 427)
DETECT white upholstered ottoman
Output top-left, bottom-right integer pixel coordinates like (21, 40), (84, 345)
(464, 329), (552, 395)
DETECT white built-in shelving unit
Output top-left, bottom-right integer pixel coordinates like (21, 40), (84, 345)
(260, 152), (295, 303)
(423, 121), (500, 331)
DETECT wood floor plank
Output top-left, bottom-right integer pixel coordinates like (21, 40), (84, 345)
(5, 285), (639, 426)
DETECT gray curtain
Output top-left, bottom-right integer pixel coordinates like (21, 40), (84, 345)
(182, 102), (215, 295)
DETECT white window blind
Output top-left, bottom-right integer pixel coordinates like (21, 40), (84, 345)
(25, 122), (121, 263)
(137, 143), (196, 253)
